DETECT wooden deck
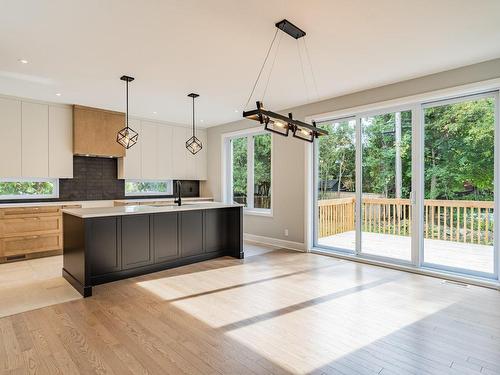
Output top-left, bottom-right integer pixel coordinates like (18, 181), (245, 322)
(1, 243), (500, 374)
(319, 231), (494, 274)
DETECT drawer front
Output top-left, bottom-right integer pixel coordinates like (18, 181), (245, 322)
(0, 206), (61, 218)
(0, 216), (62, 237)
(0, 233), (62, 257)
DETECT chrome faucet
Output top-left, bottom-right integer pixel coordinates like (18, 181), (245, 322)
(174, 180), (182, 206)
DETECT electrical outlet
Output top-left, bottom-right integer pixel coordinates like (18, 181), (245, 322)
(284, 229), (289, 236)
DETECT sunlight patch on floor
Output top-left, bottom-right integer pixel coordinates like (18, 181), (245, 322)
(224, 289), (457, 374)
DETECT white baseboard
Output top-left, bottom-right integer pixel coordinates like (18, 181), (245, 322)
(244, 233), (306, 252)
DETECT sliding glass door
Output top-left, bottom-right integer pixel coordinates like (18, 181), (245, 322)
(360, 110), (413, 262)
(315, 118), (356, 252)
(313, 89), (499, 281)
(422, 93), (498, 277)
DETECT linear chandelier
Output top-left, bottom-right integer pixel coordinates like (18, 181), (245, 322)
(242, 19), (328, 142)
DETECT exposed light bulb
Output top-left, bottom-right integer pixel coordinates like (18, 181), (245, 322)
(300, 128), (311, 136)
(274, 120), (286, 128)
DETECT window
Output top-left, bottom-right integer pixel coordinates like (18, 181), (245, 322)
(226, 130), (272, 214)
(125, 180), (173, 196)
(312, 88), (499, 282)
(0, 178), (59, 200)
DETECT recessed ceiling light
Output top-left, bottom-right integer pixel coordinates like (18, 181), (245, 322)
(55, 93), (61, 97)
(18, 59), (28, 64)
(234, 109), (239, 113)
(153, 111), (157, 114)
(200, 119), (204, 123)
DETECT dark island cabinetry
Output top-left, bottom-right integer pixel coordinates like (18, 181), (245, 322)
(62, 207), (243, 297)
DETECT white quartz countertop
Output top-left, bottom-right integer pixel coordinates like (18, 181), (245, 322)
(0, 197), (213, 209)
(62, 202), (243, 218)
(113, 197), (213, 203)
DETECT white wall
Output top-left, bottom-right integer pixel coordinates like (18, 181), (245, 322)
(203, 58), (500, 245)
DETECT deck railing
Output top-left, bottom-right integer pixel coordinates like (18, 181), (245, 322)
(318, 197), (494, 245)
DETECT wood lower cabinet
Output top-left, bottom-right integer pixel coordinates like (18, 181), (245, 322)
(0, 233), (62, 258)
(0, 204), (81, 262)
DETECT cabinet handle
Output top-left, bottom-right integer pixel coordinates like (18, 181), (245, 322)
(26, 235), (39, 239)
(24, 217), (40, 221)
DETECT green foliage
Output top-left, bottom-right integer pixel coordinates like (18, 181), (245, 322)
(231, 134), (271, 207)
(125, 181), (170, 194)
(424, 98), (494, 200)
(0, 181), (55, 196)
(318, 97), (495, 201)
(318, 120), (356, 199)
(232, 137), (248, 201)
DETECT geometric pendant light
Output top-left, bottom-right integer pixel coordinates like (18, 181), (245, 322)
(185, 93), (203, 155)
(117, 75), (139, 149)
(242, 19), (328, 142)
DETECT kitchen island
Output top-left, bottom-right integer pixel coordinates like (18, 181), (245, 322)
(62, 202), (243, 297)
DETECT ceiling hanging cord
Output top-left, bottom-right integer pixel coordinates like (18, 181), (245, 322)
(303, 37), (320, 101)
(243, 28), (279, 110)
(296, 39), (310, 103)
(191, 95), (195, 136)
(262, 31), (283, 103)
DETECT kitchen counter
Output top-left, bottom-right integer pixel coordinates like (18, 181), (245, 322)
(62, 202), (242, 218)
(62, 202), (243, 297)
(113, 197), (213, 204)
(0, 197), (213, 209)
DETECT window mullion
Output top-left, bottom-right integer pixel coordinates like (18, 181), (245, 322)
(247, 135), (255, 209)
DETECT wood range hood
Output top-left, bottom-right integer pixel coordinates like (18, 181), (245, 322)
(73, 105), (126, 158)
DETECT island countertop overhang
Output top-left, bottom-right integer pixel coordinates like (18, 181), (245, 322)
(62, 202), (244, 219)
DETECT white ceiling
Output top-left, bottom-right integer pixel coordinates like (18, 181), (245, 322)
(1, 0), (500, 127)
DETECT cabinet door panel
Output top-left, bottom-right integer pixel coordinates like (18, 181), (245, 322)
(180, 211), (204, 257)
(204, 209), (228, 253)
(49, 106), (73, 178)
(184, 127), (196, 180)
(117, 118), (141, 179)
(172, 126), (188, 179)
(122, 215), (153, 269)
(157, 125), (173, 179)
(153, 213), (179, 262)
(141, 122), (158, 179)
(0, 98), (22, 177)
(22, 102), (49, 177)
(194, 129), (207, 180)
(89, 217), (121, 275)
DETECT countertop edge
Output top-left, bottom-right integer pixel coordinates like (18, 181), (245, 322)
(0, 197), (214, 209)
(62, 203), (243, 218)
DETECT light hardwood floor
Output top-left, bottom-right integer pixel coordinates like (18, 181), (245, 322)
(1, 242), (500, 375)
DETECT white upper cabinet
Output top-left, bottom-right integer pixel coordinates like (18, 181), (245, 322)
(184, 127), (196, 180)
(118, 121), (207, 181)
(49, 106), (73, 178)
(22, 102), (49, 178)
(0, 97), (73, 179)
(118, 118), (141, 179)
(157, 125), (173, 178)
(0, 97), (22, 177)
(140, 121), (159, 179)
(194, 129), (207, 181)
(171, 125), (188, 180)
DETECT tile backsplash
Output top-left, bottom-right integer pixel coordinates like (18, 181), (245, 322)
(59, 156), (199, 201)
